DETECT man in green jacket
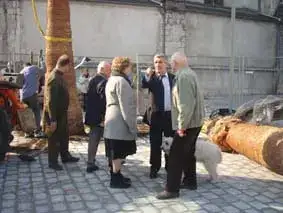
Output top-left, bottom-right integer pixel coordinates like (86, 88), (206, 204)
(157, 52), (205, 199)
(44, 55), (79, 170)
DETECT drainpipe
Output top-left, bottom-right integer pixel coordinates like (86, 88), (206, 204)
(229, 4), (236, 110)
(150, 0), (166, 55)
(258, 0), (261, 12)
(160, 8), (166, 55)
(275, 2), (283, 94)
(275, 23), (281, 94)
(160, 0), (166, 55)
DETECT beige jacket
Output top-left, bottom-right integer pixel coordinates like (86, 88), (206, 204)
(103, 75), (137, 140)
(171, 67), (205, 130)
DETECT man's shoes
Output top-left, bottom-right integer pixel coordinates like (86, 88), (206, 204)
(86, 164), (99, 173)
(150, 171), (158, 179)
(0, 153), (6, 162)
(180, 183), (197, 190)
(180, 179), (197, 190)
(156, 191), (179, 200)
(61, 153), (80, 163)
(49, 164), (63, 171)
(180, 177), (198, 191)
(150, 168), (159, 179)
(18, 154), (36, 162)
(62, 156), (80, 163)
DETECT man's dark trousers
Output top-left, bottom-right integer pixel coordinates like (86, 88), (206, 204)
(166, 127), (201, 193)
(48, 112), (69, 164)
(150, 111), (173, 173)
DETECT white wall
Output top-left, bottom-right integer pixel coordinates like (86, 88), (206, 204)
(0, 0), (277, 62)
(20, 1), (160, 59)
(188, 0), (204, 3)
(0, 0), (23, 59)
(20, 0), (46, 54)
(224, 0), (280, 15)
(261, 0), (279, 16)
(165, 12), (276, 60)
(0, 0), (278, 97)
(224, 0), (258, 10)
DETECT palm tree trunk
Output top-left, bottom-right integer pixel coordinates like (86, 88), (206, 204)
(226, 123), (283, 175)
(44, 0), (83, 135)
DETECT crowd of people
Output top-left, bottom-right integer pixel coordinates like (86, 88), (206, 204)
(7, 52), (204, 200)
(78, 52), (204, 199)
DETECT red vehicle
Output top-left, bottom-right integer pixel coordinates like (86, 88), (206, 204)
(0, 81), (26, 126)
(0, 80), (35, 161)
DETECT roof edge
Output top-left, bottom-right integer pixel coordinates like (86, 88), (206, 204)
(71, 0), (281, 23)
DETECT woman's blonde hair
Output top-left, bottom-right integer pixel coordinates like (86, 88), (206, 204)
(111, 57), (131, 74)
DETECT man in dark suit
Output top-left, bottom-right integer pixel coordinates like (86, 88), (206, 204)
(142, 54), (175, 179)
(85, 61), (111, 173)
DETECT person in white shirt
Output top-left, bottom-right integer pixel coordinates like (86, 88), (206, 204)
(142, 53), (175, 179)
(77, 69), (90, 111)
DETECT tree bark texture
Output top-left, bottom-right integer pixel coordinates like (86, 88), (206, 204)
(226, 123), (283, 175)
(44, 0), (83, 135)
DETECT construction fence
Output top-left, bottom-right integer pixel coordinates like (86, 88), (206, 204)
(134, 54), (281, 116)
(0, 52), (281, 116)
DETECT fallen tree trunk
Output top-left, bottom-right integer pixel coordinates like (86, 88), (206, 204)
(204, 116), (241, 152)
(226, 123), (283, 175)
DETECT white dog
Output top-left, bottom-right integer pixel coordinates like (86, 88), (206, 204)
(161, 134), (222, 181)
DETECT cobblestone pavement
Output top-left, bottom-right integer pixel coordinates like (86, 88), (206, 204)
(0, 136), (283, 213)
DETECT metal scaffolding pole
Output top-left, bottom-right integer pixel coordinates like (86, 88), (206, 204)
(229, 5), (236, 111)
(136, 53), (140, 115)
(161, 0), (166, 55)
(150, 0), (166, 55)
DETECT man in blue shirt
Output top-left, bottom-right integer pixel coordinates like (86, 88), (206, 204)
(20, 63), (45, 138)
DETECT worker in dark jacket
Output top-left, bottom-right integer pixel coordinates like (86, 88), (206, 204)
(142, 54), (175, 179)
(44, 54), (80, 171)
(84, 61), (111, 173)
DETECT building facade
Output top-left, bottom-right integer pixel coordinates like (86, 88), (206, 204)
(0, 0), (282, 100)
(0, 0), (280, 58)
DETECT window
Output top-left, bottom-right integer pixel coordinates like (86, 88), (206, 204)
(204, 0), (224, 7)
